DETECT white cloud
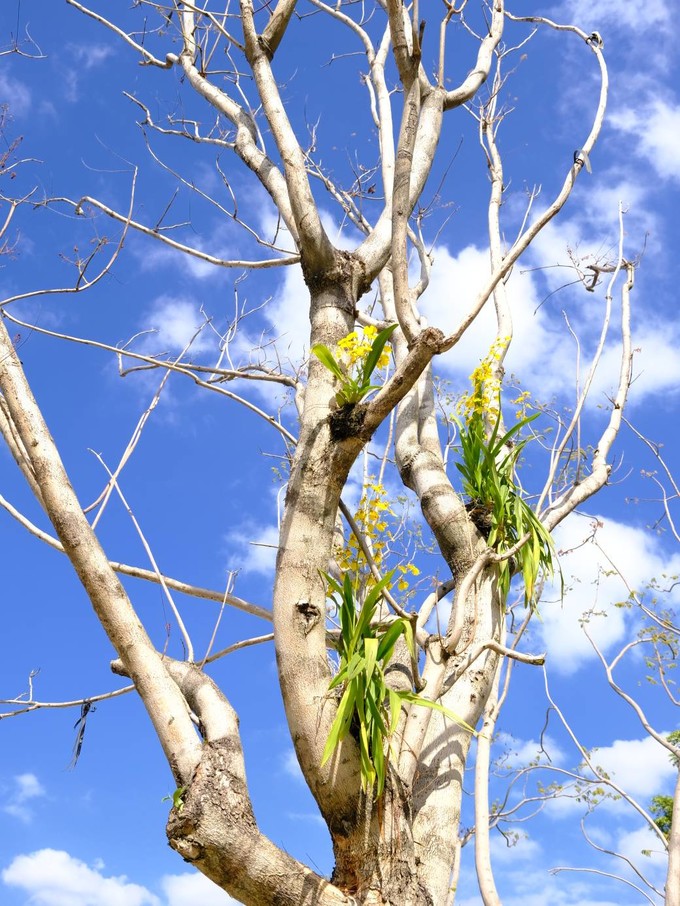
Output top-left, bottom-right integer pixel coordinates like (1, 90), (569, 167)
(135, 240), (236, 282)
(1, 853), (239, 906)
(0, 72), (32, 117)
(421, 228), (670, 414)
(495, 732), (566, 768)
(616, 824), (668, 872)
(137, 296), (215, 357)
(457, 871), (625, 906)
(562, 0), (670, 36)
(420, 242), (583, 400)
(161, 872), (236, 905)
(601, 321), (680, 402)
(2, 850), (160, 906)
(258, 263), (310, 365)
(2, 772), (46, 823)
(540, 516), (680, 675)
(58, 43), (116, 102)
(610, 99), (680, 184)
(13, 772), (44, 799)
(224, 521), (279, 575)
(588, 735), (677, 803)
(282, 749), (304, 783)
(286, 810), (326, 826)
(490, 832), (542, 865)
(68, 43), (116, 69)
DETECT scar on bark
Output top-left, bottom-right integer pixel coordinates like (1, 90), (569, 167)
(295, 599), (321, 634)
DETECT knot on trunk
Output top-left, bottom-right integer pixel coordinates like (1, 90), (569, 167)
(302, 249), (369, 302)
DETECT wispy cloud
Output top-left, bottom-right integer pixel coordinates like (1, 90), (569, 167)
(0, 72), (32, 117)
(60, 43), (117, 102)
(67, 43), (116, 70)
(286, 810), (326, 827)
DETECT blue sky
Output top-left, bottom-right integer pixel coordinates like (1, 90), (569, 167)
(1, 1), (679, 904)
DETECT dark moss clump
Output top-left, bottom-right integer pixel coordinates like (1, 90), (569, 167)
(329, 404), (367, 441)
(465, 499), (494, 540)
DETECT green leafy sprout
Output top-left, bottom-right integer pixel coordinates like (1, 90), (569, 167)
(312, 323), (397, 406)
(321, 570), (473, 798)
(162, 786), (187, 812)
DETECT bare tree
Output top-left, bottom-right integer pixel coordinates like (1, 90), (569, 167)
(0, 3), (643, 904)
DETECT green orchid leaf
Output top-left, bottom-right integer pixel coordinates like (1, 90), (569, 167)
(311, 343), (347, 383)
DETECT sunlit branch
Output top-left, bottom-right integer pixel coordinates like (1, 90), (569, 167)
(177, 0), (245, 51)
(384, 0), (424, 344)
(548, 866), (658, 906)
(241, 0), (333, 268)
(0, 683), (134, 720)
(164, 9), (300, 242)
(449, 639), (545, 684)
(668, 771), (680, 906)
(259, 0), (298, 60)
(415, 578), (456, 635)
(481, 55), (512, 363)
(580, 818), (664, 898)
(202, 571), (243, 664)
(70, 194), (299, 269)
(437, 1), (463, 89)
(1, 630), (274, 721)
(0, 318), (202, 784)
(538, 253), (625, 509)
(474, 648), (503, 906)
(0, 393), (43, 503)
(356, 88), (443, 277)
(443, 0), (505, 110)
(135, 126), (298, 256)
(65, 0), (175, 67)
(306, 157), (373, 238)
(625, 417), (680, 545)
(0, 191), (36, 243)
(308, 0), (375, 57)
(202, 632), (275, 665)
